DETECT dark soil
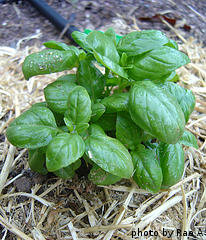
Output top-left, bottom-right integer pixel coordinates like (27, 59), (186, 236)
(0, 0), (206, 48)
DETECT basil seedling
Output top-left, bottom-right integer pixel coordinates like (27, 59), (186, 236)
(6, 28), (198, 192)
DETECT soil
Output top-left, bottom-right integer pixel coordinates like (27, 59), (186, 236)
(0, 0), (206, 49)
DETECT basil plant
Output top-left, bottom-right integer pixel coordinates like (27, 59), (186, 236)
(6, 28), (198, 193)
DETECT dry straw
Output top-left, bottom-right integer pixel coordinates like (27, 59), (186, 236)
(0, 20), (205, 240)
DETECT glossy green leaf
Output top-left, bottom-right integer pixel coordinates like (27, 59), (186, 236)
(6, 106), (58, 149)
(44, 41), (84, 57)
(91, 103), (105, 122)
(164, 39), (178, 49)
(178, 130), (198, 149)
(161, 82), (195, 122)
(28, 147), (48, 175)
(77, 57), (104, 100)
(57, 74), (76, 82)
(95, 113), (116, 131)
(67, 86), (92, 125)
(85, 124), (134, 178)
(131, 145), (163, 193)
(104, 28), (117, 46)
(117, 30), (169, 56)
(116, 112), (143, 150)
(75, 123), (90, 133)
(54, 159), (81, 179)
(86, 31), (128, 78)
(158, 143), (184, 188)
(71, 31), (92, 52)
(88, 164), (121, 185)
(127, 46), (190, 81)
(46, 133), (85, 171)
(101, 92), (129, 113)
(44, 41), (73, 51)
(31, 102), (47, 108)
(22, 49), (79, 80)
(129, 81), (185, 144)
(164, 71), (179, 82)
(44, 75), (77, 114)
(64, 116), (74, 132)
(84, 28), (122, 44)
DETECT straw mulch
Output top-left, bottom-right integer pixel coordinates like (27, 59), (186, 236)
(0, 23), (206, 240)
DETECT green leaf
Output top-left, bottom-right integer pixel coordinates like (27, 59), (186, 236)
(104, 28), (117, 46)
(117, 30), (169, 56)
(54, 159), (81, 179)
(64, 116), (74, 132)
(71, 31), (92, 52)
(6, 106), (58, 149)
(95, 113), (116, 131)
(164, 71), (179, 82)
(77, 57), (105, 100)
(28, 147), (48, 175)
(75, 123), (90, 133)
(85, 124), (134, 178)
(178, 130), (198, 149)
(31, 102), (47, 108)
(101, 92), (129, 113)
(44, 41), (73, 51)
(44, 41), (84, 57)
(46, 133), (85, 171)
(164, 39), (178, 49)
(161, 82), (195, 122)
(116, 112), (143, 150)
(127, 46), (190, 81)
(44, 74), (77, 114)
(67, 86), (92, 125)
(88, 164), (121, 185)
(158, 143), (184, 188)
(86, 31), (128, 78)
(84, 28), (122, 44)
(129, 81), (185, 144)
(131, 145), (163, 193)
(91, 103), (105, 122)
(22, 49), (79, 80)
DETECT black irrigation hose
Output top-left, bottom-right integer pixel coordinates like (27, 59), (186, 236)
(28, 0), (80, 41)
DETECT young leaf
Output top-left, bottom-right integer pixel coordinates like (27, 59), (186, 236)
(77, 57), (105, 100)
(91, 103), (106, 122)
(117, 30), (169, 56)
(28, 147), (48, 175)
(158, 143), (184, 188)
(6, 106), (58, 149)
(67, 86), (92, 124)
(164, 71), (179, 82)
(127, 46), (190, 81)
(129, 81), (185, 144)
(85, 124), (134, 179)
(131, 145), (163, 193)
(178, 130), (198, 149)
(101, 92), (129, 113)
(161, 82), (195, 122)
(104, 28), (117, 46)
(86, 31), (128, 78)
(88, 164), (121, 185)
(164, 39), (178, 49)
(71, 31), (92, 52)
(44, 41), (74, 51)
(46, 133), (85, 171)
(54, 159), (81, 179)
(22, 49), (79, 80)
(44, 75), (77, 114)
(116, 112), (143, 150)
